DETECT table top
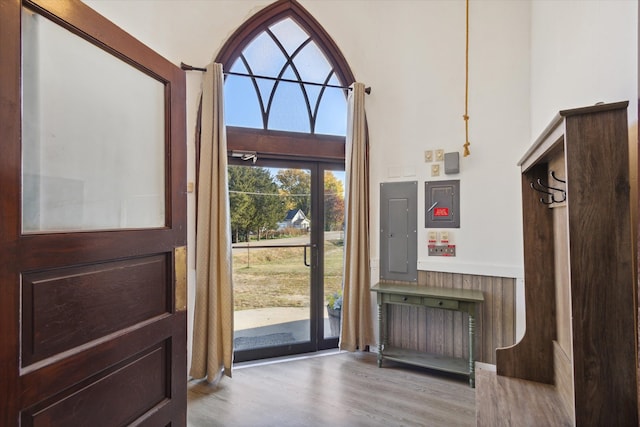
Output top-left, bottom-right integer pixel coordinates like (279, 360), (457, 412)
(371, 282), (484, 302)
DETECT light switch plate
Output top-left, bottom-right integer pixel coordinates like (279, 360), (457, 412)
(431, 164), (440, 176)
(424, 150), (433, 162)
(435, 149), (445, 161)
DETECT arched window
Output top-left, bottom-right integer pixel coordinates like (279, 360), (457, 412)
(225, 17), (347, 136)
(216, 0), (356, 161)
(215, 0), (359, 360)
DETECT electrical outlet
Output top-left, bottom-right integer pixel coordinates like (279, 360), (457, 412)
(428, 245), (456, 257)
(424, 150), (433, 162)
(435, 149), (445, 161)
(431, 164), (440, 176)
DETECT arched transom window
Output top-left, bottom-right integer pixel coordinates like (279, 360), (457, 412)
(224, 17), (347, 137)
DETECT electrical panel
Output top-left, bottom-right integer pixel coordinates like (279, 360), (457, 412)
(425, 179), (460, 228)
(380, 181), (417, 282)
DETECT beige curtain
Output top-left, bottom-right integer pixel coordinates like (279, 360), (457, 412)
(190, 62), (234, 382)
(340, 82), (374, 351)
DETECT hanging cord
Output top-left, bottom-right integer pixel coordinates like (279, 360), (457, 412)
(463, 0), (471, 157)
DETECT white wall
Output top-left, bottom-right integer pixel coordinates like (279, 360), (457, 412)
(301, 0), (531, 279)
(531, 0), (637, 137)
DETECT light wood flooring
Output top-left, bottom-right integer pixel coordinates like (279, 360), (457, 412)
(187, 351), (476, 427)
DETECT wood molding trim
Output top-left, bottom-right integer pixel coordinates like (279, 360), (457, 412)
(226, 127), (345, 162)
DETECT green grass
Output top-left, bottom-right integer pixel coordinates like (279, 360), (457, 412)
(232, 241), (343, 311)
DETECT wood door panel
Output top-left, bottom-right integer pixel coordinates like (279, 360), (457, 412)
(0, 0), (187, 425)
(22, 341), (169, 427)
(19, 314), (180, 405)
(22, 254), (170, 366)
(19, 232), (178, 271)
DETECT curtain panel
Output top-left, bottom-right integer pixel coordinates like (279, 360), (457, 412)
(189, 62), (234, 382)
(340, 82), (374, 351)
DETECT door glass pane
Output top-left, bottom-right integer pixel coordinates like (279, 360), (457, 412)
(323, 169), (345, 339)
(231, 165), (311, 351)
(21, 8), (165, 233)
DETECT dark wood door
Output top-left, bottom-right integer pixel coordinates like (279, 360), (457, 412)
(0, 1), (187, 425)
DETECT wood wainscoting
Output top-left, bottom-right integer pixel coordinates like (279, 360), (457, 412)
(385, 271), (516, 364)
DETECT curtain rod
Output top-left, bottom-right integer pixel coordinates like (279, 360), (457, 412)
(180, 62), (371, 94)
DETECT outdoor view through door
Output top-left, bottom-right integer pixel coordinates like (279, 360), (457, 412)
(217, 3), (356, 361)
(230, 162), (345, 361)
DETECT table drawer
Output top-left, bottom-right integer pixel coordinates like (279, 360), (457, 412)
(423, 297), (459, 310)
(387, 294), (422, 305)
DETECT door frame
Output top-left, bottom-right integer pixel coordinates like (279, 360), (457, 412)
(229, 158), (343, 362)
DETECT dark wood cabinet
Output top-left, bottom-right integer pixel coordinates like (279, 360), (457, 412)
(477, 101), (638, 425)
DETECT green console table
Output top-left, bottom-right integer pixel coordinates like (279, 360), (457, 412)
(371, 282), (484, 387)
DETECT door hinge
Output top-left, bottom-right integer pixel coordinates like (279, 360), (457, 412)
(175, 246), (187, 311)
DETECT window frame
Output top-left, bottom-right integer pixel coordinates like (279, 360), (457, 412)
(215, 0), (356, 162)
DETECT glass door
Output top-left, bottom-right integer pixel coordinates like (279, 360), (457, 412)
(230, 160), (344, 362)
(322, 168), (345, 340)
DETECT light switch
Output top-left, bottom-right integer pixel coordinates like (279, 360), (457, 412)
(424, 150), (433, 162)
(435, 149), (445, 161)
(431, 164), (440, 177)
(428, 231), (437, 243)
(440, 231), (449, 243)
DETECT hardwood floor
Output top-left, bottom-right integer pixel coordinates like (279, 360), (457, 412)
(187, 351), (476, 427)
(475, 365), (571, 426)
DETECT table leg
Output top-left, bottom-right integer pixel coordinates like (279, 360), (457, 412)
(377, 302), (384, 367)
(468, 313), (475, 387)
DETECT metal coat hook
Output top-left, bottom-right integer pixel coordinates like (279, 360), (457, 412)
(530, 181), (555, 205)
(531, 176), (566, 204)
(550, 170), (566, 184)
(536, 179), (565, 198)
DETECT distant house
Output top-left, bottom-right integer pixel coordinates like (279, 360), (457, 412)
(277, 209), (310, 231)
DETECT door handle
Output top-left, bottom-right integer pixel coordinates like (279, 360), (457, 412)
(303, 244), (317, 267)
(304, 245), (311, 267)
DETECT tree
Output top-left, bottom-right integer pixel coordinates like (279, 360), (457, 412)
(324, 171), (345, 231)
(228, 167), (344, 239)
(276, 169), (311, 218)
(228, 166), (283, 242)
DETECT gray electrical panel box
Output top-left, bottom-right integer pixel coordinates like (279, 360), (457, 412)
(380, 181), (417, 282)
(425, 179), (460, 228)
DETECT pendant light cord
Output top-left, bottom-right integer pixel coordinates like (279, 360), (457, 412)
(463, 0), (471, 157)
